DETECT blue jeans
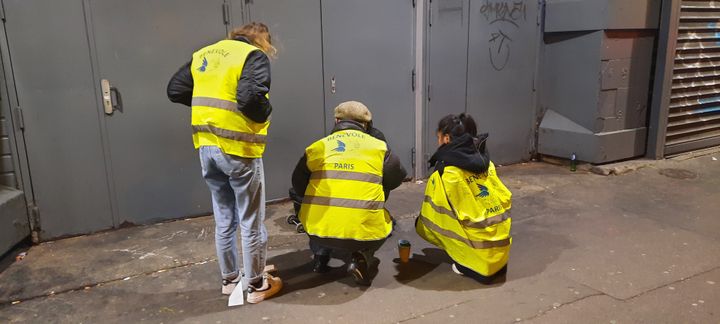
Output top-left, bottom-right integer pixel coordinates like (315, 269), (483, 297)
(199, 146), (267, 284)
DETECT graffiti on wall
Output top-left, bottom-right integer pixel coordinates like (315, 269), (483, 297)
(479, 0), (527, 71)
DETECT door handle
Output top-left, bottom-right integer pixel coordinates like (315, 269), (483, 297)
(101, 79), (121, 115)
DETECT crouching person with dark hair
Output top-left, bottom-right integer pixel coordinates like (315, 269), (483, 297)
(416, 113), (512, 284)
(291, 101), (407, 286)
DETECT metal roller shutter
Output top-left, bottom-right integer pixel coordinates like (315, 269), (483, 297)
(666, 0), (720, 155)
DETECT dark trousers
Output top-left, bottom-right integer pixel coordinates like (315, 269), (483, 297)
(309, 235), (386, 262)
(454, 262), (507, 284)
(289, 188), (387, 261)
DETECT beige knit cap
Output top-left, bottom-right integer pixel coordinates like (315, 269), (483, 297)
(334, 101), (372, 123)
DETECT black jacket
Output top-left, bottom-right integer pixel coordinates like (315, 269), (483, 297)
(429, 133), (490, 175)
(166, 37), (272, 123)
(292, 120), (407, 197)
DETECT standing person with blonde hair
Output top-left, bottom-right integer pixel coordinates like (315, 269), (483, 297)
(167, 22), (281, 303)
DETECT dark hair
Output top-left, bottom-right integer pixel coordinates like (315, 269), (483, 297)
(437, 113), (477, 139)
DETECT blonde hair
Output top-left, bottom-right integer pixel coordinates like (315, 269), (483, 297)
(228, 22), (277, 58)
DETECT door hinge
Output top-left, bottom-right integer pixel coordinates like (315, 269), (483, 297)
(14, 106), (24, 130)
(411, 147), (416, 169)
(0, 2), (6, 22)
(428, 1), (433, 27)
(412, 0), (416, 8)
(536, 0), (543, 26)
(427, 84), (432, 101)
(222, 3), (230, 25)
(411, 68), (416, 92)
(428, 1), (432, 27)
(28, 204), (40, 242)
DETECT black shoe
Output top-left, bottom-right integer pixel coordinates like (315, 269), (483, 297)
(313, 254), (331, 273)
(347, 252), (371, 286)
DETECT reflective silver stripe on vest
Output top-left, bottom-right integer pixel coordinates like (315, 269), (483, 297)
(310, 170), (382, 184)
(423, 195), (454, 217)
(465, 213), (510, 229)
(192, 125), (266, 144)
(423, 195), (509, 229)
(192, 97), (237, 112)
(419, 215), (511, 249)
(303, 195), (384, 210)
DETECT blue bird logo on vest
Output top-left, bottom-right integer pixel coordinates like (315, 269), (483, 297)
(197, 57), (209, 72)
(332, 140), (346, 152)
(476, 184), (490, 198)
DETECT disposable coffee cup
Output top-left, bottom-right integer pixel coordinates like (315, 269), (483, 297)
(398, 239), (411, 263)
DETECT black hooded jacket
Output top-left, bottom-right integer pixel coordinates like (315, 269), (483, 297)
(292, 120), (407, 197)
(429, 133), (490, 175)
(166, 37), (272, 123)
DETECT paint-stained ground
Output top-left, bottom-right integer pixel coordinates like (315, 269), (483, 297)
(1, 151), (720, 323)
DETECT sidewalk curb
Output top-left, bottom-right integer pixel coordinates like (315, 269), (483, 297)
(589, 146), (719, 176)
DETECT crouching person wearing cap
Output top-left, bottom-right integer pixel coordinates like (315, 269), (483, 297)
(291, 101), (407, 285)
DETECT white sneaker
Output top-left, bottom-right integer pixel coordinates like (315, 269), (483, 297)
(221, 276), (241, 295)
(451, 263), (465, 276)
(246, 273), (283, 304)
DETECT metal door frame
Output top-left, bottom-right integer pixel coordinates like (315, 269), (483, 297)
(647, 0), (682, 159)
(0, 0), (34, 228)
(415, 0), (427, 180)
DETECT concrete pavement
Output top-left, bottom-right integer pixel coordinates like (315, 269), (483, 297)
(0, 152), (719, 323)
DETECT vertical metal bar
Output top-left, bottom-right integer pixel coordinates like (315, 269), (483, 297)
(646, 0), (682, 159)
(414, 0), (426, 179)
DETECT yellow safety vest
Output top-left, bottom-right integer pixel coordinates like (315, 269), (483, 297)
(299, 129), (392, 241)
(416, 162), (512, 276)
(190, 40), (270, 158)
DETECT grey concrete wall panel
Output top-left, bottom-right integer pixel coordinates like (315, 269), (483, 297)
(602, 34), (656, 60)
(87, 0), (226, 225)
(601, 59), (632, 90)
(466, 0), (539, 163)
(4, 0), (114, 238)
(599, 90), (617, 118)
(601, 56), (654, 92)
(541, 31), (603, 131)
(240, 0), (326, 200)
(539, 109), (647, 163)
(321, 0), (415, 172)
(545, 0), (606, 32)
(426, 0), (470, 157)
(540, 25), (656, 162)
(605, 0), (661, 30)
(0, 188), (27, 256)
(545, 0), (661, 32)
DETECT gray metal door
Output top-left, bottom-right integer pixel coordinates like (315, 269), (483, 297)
(466, 0), (538, 162)
(238, 0), (326, 200)
(426, 0), (538, 164)
(426, 0), (471, 164)
(87, 0), (226, 224)
(3, 0), (114, 238)
(321, 0), (416, 171)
